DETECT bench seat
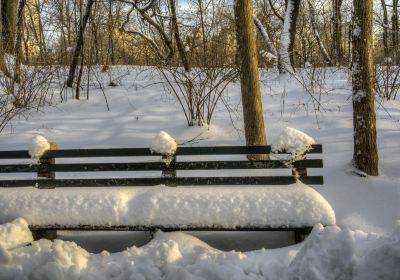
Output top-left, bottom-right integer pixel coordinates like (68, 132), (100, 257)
(0, 183), (335, 230)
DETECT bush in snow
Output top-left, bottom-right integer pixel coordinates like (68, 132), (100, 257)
(272, 127), (316, 159)
(149, 131), (177, 156)
(29, 135), (51, 164)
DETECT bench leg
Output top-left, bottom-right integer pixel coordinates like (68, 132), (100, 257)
(294, 229), (310, 244)
(32, 230), (57, 241)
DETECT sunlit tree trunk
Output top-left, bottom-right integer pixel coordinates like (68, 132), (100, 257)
(352, 0), (378, 175)
(234, 0), (268, 160)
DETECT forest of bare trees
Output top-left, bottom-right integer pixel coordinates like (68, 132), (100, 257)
(1, 0), (398, 175)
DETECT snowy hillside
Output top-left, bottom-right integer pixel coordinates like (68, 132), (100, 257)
(0, 67), (399, 279)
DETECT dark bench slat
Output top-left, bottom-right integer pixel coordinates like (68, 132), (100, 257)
(0, 176), (323, 187)
(0, 159), (323, 173)
(29, 224), (313, 232)
(0, 144), (322, 159)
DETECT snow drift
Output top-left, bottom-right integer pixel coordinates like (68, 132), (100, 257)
(0, 219), (399, 280)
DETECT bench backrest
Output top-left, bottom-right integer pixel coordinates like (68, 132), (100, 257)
(0, 145), (323, 188)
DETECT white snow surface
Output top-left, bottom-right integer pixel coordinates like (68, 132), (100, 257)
(0, 183), (335, 228)
(0, 218), (33, 250)
(272, 127), (316, 158)
(0, 222), (399, 280)
(149, 131), (177, 155)
(28, 135), (50, 164)
(0, 66), (399, 277)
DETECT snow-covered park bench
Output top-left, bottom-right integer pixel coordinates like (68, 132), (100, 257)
(0, 138), (335, 243)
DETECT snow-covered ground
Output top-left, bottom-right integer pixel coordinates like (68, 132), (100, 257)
(0, 67), (399, 279)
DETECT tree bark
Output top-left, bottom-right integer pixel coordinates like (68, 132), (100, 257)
(307, 0), (333, 66)
(333, 0), (343, 65)
(381, 0), (390, 59)
(392, 0), (399, 63)
(0, 0), (11, 77)
(1, 0), (17, 54)
(13, 0), (26, 83)
(352, 0), (379, 175)
(66, 0), (94, 88)
(278, 0), (300, 74)
(234, 0), (268, 160)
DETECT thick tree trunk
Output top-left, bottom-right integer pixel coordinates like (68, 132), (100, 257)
(333, 0), (343, 65)
(234, 0), (268, 160)
(352, 0), (379, 175)
(66, 0), (94, 88)
(1, 0), (17, 54)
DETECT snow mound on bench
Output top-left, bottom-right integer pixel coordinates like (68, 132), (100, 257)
(150, 131), (177, 155)
(0, 183), (335, 227)
(28, 135), (50, 164)
(272, 127), (316, 158)
(0, 218), (33, 250)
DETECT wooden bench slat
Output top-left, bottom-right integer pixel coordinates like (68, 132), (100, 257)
(28, 224), (313, 232)
(0, 176), (323, 187)
(0, 159), (323, 173)
(0, 145), (322, 159)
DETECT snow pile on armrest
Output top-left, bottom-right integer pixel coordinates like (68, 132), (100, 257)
(0, 218), (33, 250)
(149, 131), (177, 155)
(28, 135), (50, 164)
(272, 127), (316, 159)
(0, 183), (335, 228)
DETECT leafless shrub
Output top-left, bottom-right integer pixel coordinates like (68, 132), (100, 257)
(158, 66), (238, 126)
(375, 62), (400, 101)
(0, 65), (59, 133)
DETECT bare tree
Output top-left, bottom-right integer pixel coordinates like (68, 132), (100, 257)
(235, 0), (268, 160)
(278, 0), (300, 74)
(66, 0), (95, 89)
(0, 0), (11, 77)
(307, 0), (333, 66)
(381, 0), (390, 59)
(352, 0), (378, 175)
(332, 0), (343, 65)
(13, 0), (26, 83)
(1, 0), (17, 54)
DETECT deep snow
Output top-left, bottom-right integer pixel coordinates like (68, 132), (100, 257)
(0, 66), (399, 279)
(0, 218), (399, 280)
(0, 183), (335, 228)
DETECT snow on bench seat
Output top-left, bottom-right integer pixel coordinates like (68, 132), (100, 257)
(0, 182), (335, 228)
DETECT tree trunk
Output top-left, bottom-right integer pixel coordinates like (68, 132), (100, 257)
(392, 0), (399, 63)
(278, 0), (300, 74)
(381, 0), (390, 59)
(0, 0), (11, 77)
(352, 0), (379, 175)
(234, 0), (268, 160)
(333, 0), (343, 65)
(307, 0), (333, 66)
(66, 0), (94, 88)
(1, 0), (17, 54)
(13, 0), (26, 83)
